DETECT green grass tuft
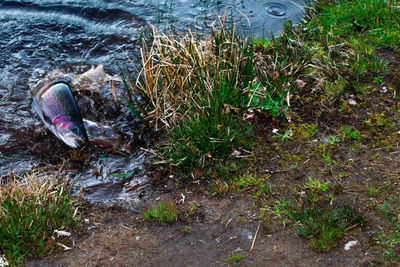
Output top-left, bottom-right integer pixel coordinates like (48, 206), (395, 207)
(275, 198), (365, 251)
(340, 125), (362, 141)
(0, 172), (80, 265)
(142, 201), (178, 225)
(160, 112), (252, 176)
(225, 253), (245, 266)
(275, 178), (366, 252)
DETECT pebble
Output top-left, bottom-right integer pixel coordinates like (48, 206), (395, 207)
(0, 255), (9, 267)
(344, 240), (358, 250)
(54, 230), (72, 237)
(348, 99), (357, 105)
(380, 86), (387, 93)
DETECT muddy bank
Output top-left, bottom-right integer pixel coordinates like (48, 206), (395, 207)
(25, 192), (371, 267)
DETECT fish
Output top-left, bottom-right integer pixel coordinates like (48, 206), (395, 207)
(32, 80), (88, 148)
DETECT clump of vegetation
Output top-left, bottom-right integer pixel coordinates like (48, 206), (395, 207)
(301, 177), (330, 193)
(142, 201), (178, 225)
(230, 174), (272, 198)
(340, 125), (362, 141)
(123, 22), (260, 177)
(123, 22), (256, 128)
(275, 199), (365, 252)
(275, 178), (365, 252)
(225, 253), (245, 266)
(375, 224), (400, 264)
(209, 180), (230, 198)
(0, 172), (80, 265)
(210, 174), (272, 199)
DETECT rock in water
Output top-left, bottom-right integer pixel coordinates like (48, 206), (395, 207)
(32, 80), (88, 148)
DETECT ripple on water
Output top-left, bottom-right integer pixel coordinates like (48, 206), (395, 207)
(187, 0), (305, 37)
(265, 3), (288, 17)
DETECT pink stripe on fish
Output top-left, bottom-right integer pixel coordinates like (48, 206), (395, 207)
(52, 115), (72, 130)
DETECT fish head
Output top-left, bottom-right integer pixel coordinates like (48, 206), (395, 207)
(53, 115), (88, 148)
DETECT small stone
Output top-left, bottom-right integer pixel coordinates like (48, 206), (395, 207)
(344, 240), (358, 250)
(348, 99), (357, 105)
(0, 255), (9, 267)
(231, 150), (241, 157)
(243, 112), (255, 120)
(54, 230), (72, 237)
(297, 79), (306, 88)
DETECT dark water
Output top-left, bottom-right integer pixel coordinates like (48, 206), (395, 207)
(0, 0), (305, 204)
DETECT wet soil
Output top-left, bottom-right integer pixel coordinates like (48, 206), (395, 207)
(26, 194), (370, 267)
(24, 49), (400, 266)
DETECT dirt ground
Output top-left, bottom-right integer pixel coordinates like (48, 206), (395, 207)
(24, 49), (400, 266)
(25, 193), (373, 267)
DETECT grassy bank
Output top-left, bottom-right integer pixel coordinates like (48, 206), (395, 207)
(0, 172), (80, 265)
(125, 0), (399, 179)
(123, 0), (400, 263)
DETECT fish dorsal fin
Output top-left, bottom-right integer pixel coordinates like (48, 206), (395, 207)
(37, 80), (71, 98)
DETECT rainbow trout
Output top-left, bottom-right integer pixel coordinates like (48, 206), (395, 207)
(33, 80), (88, 148)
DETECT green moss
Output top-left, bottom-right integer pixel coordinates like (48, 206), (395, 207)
(337, 172), (350, 179)
(210, 174), (273, 199)
(231, 174), (272, 198)
(373, 185), (400, 264)
(225, 253), (245, 266)
(290, 123), (317, 140)
(374, 224), (400, 264)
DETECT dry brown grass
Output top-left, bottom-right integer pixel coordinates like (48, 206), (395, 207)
(125, 21), (254, 130)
